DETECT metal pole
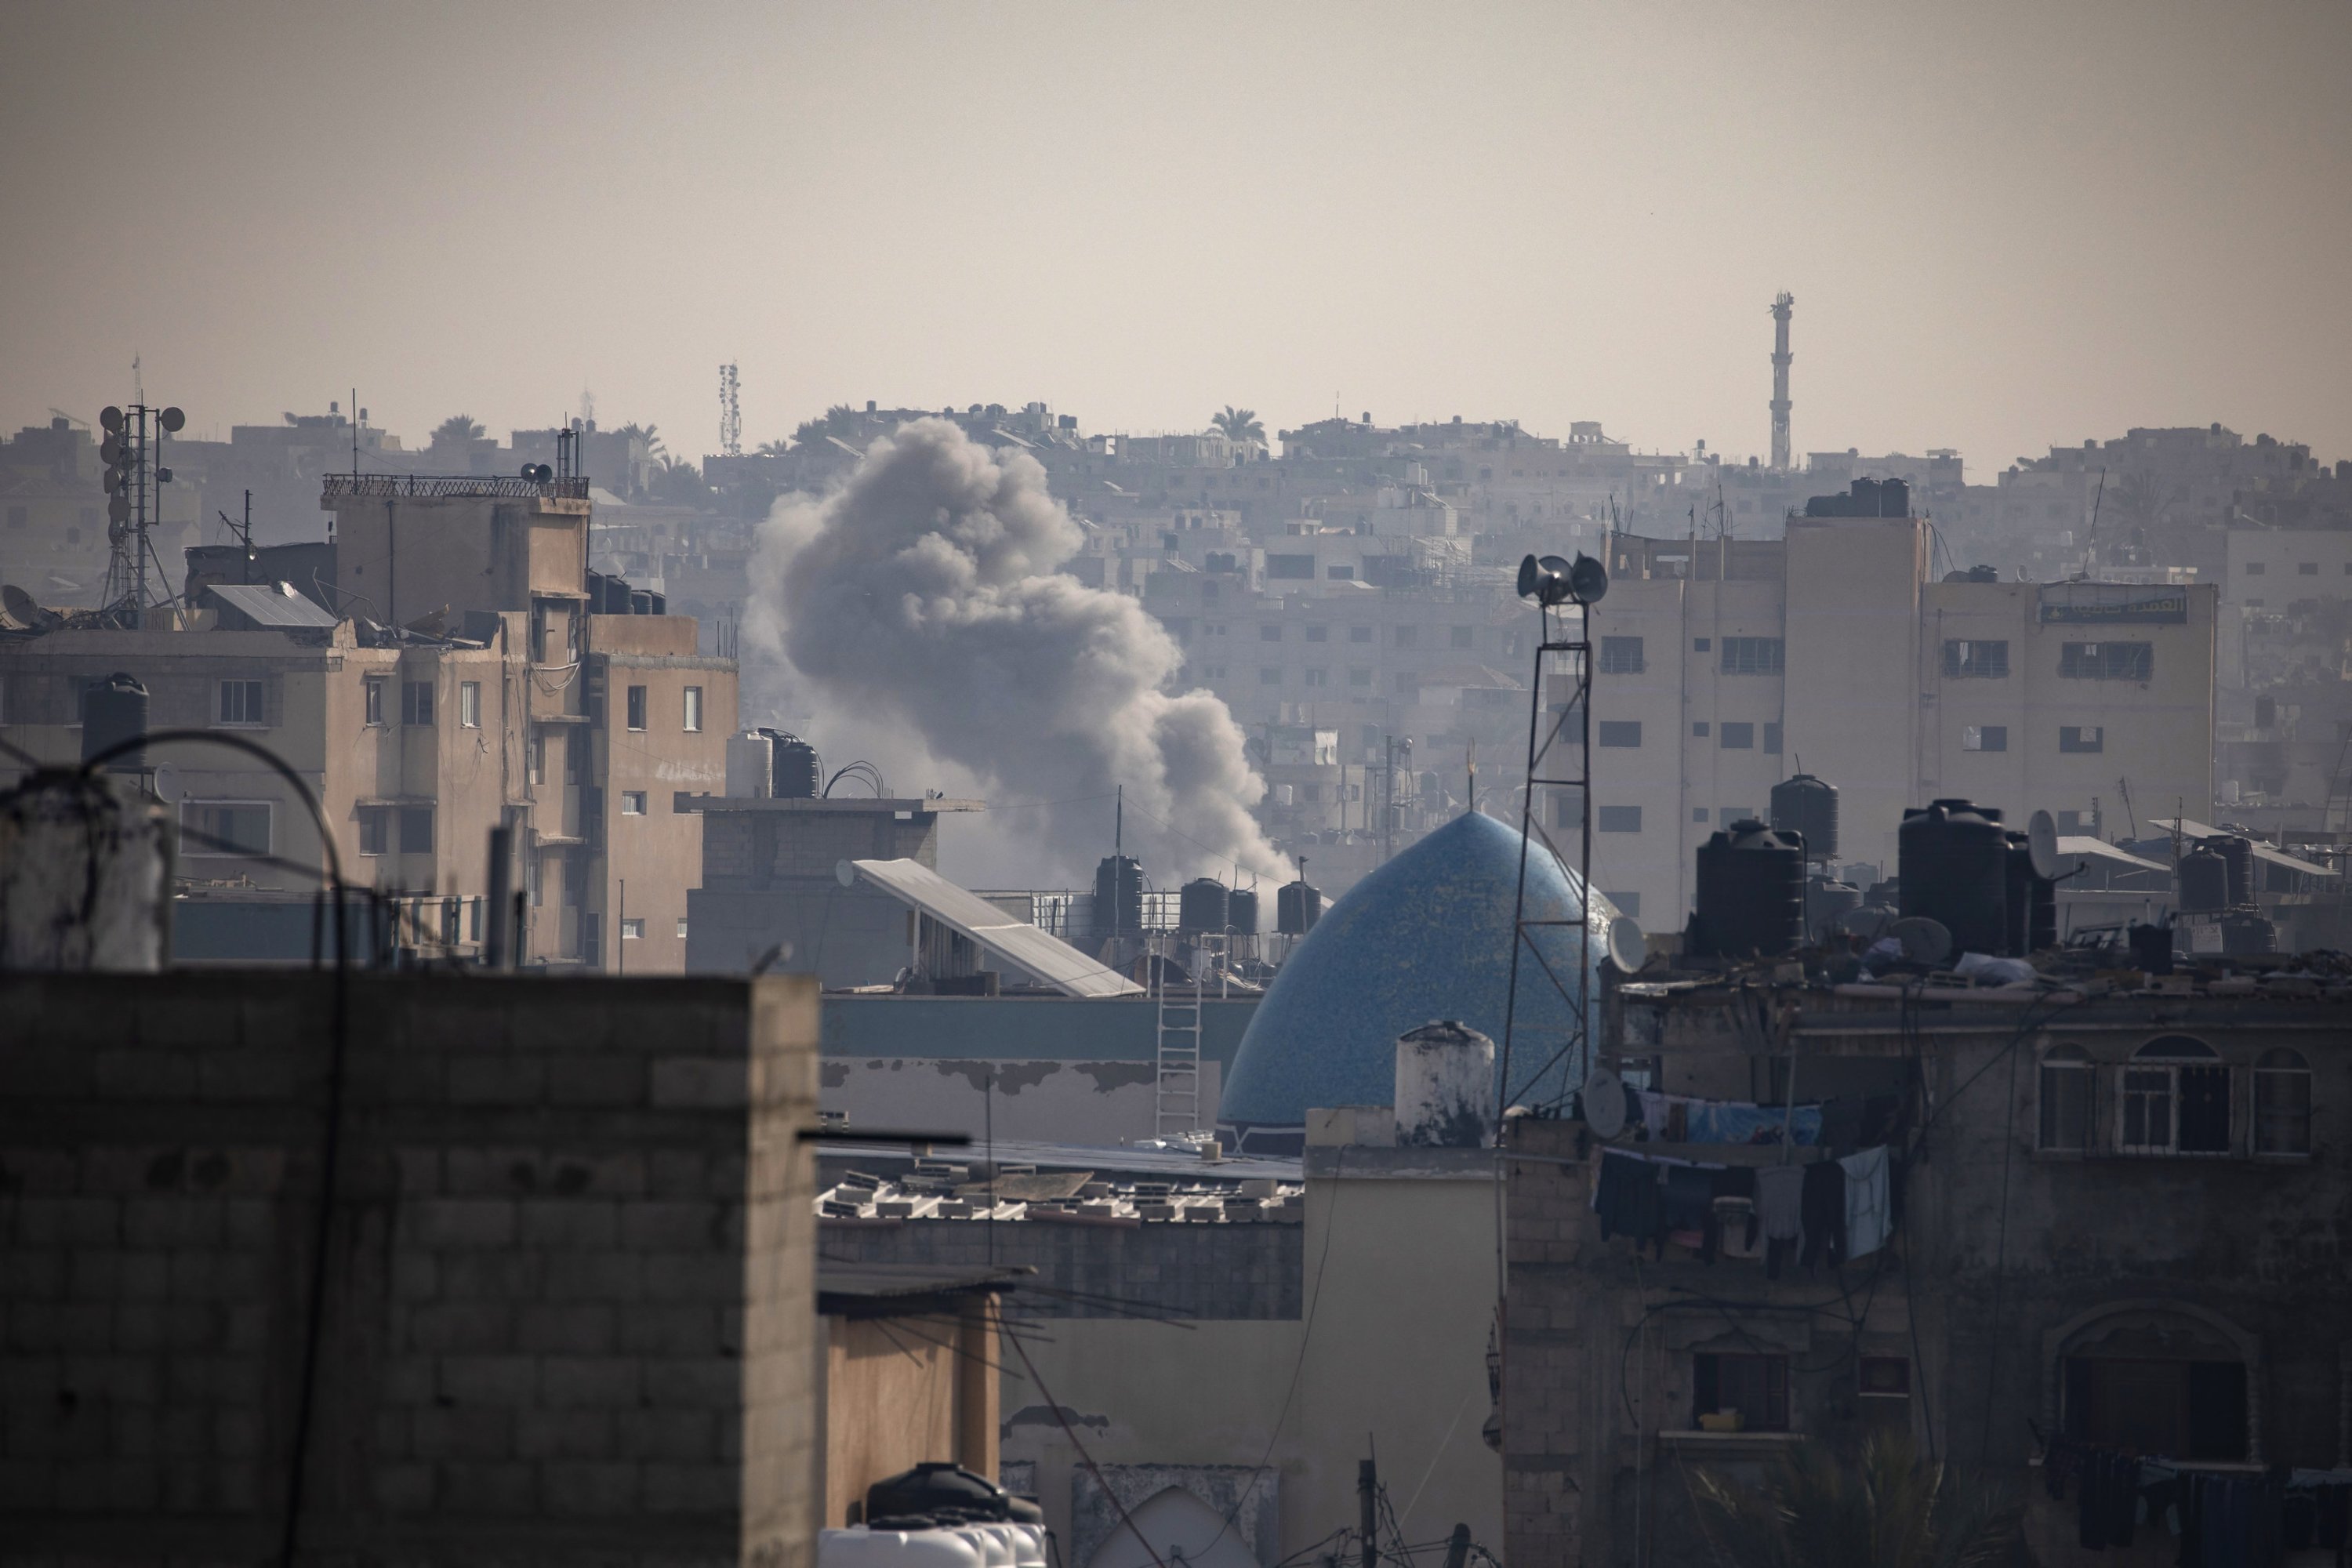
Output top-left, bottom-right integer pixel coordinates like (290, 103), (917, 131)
(616, 878), (625, 977)
(485, 826), (514, 971)
(1358, 1459), (1377, 1568)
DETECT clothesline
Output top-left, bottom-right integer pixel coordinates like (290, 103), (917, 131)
(1591, 1144), (1896, 1275)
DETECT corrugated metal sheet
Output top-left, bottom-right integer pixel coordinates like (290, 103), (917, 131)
(848, 858), (1145, 998)
(207, 582), (339, 629)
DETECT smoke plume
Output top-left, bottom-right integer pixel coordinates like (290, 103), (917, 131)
(750, 419), (1285, 884)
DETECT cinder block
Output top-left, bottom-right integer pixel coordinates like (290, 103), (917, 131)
(542, 1460), (641, 1516)
(375, 1462), (434, 1512)
(412, 1406), (515, 1461)
(5, 1149), (79, 1195)
(639, 1252), (742, 1304)
(213, 1408), (262, 1457)
(517, 1304), (617, 1356)
(539, 1356), (642, 1408)
(91, 1051), (198, 1100)
(619, 1201), (728, 1251)
(448, 1056), (548, 1105)
(125, 1198), (225, 1249)
(618, 1306), (720, 1359)
(542, 1251), (644, 1303)
(408, 1199), (517, 1250)
(375, 1408), (412, 1458)
(650, 1058), (746, 1110)
(647, 1151), (708, 1198)
(518, 1200), (619, 1249)
(641, 1358), (739, 1409)
(197, 1051), (299, 1102)
(0, 1458), (51, 1511)
(643, 1461), (735, 1514)
(437, 1253), (544, 1300)
(437, 1354), (539, 1406)
(444, 1147), (544, 1196)
(222, 1200), (276, 1248)
(392, 1148), (443, 1196)
(516, 1407), (615, 1460)
(24, 1199), (121, 1249)
(437, 1460), (535, 1514)
(2, 1249), (66, 1301)
(618, 1408), (717, 1463)
(407, 1302), (514, 1354)
(545, 1054), (647, 1107)
(390, 1252), (440, 1302)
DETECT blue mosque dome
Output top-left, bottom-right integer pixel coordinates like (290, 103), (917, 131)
(1218, 811), (1616, 1155)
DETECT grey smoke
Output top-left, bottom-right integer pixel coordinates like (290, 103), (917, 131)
(750, 419), (1286, 883)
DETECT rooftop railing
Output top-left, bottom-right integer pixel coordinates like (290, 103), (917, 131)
(321, 474), (591, 503)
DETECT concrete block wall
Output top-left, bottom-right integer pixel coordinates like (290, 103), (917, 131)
(1501, 1118), (1590, 1566)
(0, 971), (818, 1568)
(816, 1218), (1301, 1321)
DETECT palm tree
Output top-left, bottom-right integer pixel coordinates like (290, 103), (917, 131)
(615, 422), (666, 459)
(1696, 1433), (2023, 1568)
(756, 439), (793, 458)
(1210, 406), (1265, 443)
(652, 454), (708, 506)
(431, 414), (485, 448)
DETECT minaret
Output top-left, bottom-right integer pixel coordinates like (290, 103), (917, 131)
(1769, 292), (1794, 470)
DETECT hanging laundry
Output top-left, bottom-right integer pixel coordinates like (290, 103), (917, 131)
(1755, 1163), (1806, 1280)
(1592, 1149), (1661, 1251)
(1798, 1159), (1846, 1271)
(1840, 1145), (1891, 1258)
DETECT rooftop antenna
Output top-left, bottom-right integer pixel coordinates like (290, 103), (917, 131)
(719, 362), (742, 458)
(1769, 292), (1794, 471)
(2080, 466), (2107, 578)
(351, 387), (360, 481)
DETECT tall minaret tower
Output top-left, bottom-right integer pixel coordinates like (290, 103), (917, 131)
(1769, 292), (1794, 470)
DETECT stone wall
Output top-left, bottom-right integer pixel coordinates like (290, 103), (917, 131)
(0, 971), (818, 1568)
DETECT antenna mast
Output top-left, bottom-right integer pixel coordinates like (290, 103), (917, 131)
(719, 362), (742, 458)
(1769, 292), (1794, 471)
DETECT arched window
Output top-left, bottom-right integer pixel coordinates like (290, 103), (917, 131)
(2253, 1048), (2311, 1156)
(2038, 1044), (2095, 1152)
(2056, 1304), (2256, 1461)
(2119, 1036), (2229, 1156)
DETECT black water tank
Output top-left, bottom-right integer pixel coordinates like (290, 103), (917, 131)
(1690, 819), (1805, 958)
(2003, 834), (2058, 957)
(1879, 477), (1911, 517)
(1805, 874), (1860, 936)
(1094, 855), (1143, 937)
(1770, 774), (1838, 862)
(1898, 799), (2009, 956)
(865, 1462), (1044, 1526)
(2128, 923), (2174, 975)
(770, 733), (819, 799)
(81, 671), (148, 771)
(2220, 911), (2276, 956)
(2207, 837), (2254, 906)
(1277, 879), (1322, 935)
(1227, 887), (1261, 936)
(2177, 846), (2228, 913)
(1178, 877), (1230, 933)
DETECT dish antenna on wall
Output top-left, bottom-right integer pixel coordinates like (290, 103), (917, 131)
(1581, 1062), (1628, 1139)
(1890, 916), (1953, 967)
(2026, 809), (2067, 880)
(1605, 913), (1646, 973)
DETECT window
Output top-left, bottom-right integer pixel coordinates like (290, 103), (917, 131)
(1326, 565), (1354, 581)
(1598, 806), (1642, 833)
(216, 679), (265, 727)
(2066, 1354), (2246, 1461)
(2038, 1044), (2094, 1151)
(2060, 642), (2154, 681)
(1720, 722), (1755, 750)
(1962, 725), (2007, 753)
(1693, 808), (1710, 823)
(676, 917), (689, 939)
(1942, 639), (2010, 679)
(1259, 667), (1281, 685)
(2253, 1048), (2310, 1156)
(1720, 637), (1784, 675)
(1605, 891), (1641, 918)
(2243, 561), (2266, 575)
(2060, 725), (2103, 753)
(620, 918), (645, 940)
(1694, 1352), (1788, 1432)
(682, 685), (703, 731)
(528, 736), (546, 786)
(1598, 721), (1642, 747)
(626, 685), (648, 731)
(1763, 722), (1782, 755)
(1394, 673), (1419, 701)
(402, 681), (434, 726)
(1395, 626), (1418, 648)
(1260, 625), (1283, 642)
(358, 807), (389, 857)
(364, 677), (387, 727)
(1349, 626), (1373, 644)
(1450, 625), (1475, 649)
(2297, 562), (2318, 575)
(399, 807), (434, 855)
(1599, 637), (1645, 674)
(459, 681), (481, 728)
(1348, 668), (1372, 688)
(1691, 722), (1710, 739)
(1266, 554), (1315, 579)
(1858, 1357), (1911, 1436)
(180, 801), (271, 858)
(2118, 1037), (2228, 1156)
(1305, 626), (1327, 643)
(620, 791), (647, 815)
(1692, 637), (1711, 652)
(1304, 668), (1327, 688)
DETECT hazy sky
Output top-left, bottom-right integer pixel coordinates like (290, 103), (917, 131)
(5, 1), (2348, 474)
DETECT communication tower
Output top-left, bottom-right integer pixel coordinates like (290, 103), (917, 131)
(719, 363), (742, 458)
(1769, 292), (1794, 470)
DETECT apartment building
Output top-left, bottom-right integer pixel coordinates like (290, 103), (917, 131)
(1579, 486), (2214, 925)
(0, 474), (735, 971)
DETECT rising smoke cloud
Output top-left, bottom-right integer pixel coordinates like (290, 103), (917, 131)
(750, 419), (1286, 884)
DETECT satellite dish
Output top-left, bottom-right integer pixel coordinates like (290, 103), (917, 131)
(1515, 554), (1541, 599)
(2, 583), (56, 630)
(158, 407), (184, 434)
(834, 858), (858, 889)
(1890, 916), (1954, 967)
(99, 406), (123, 432)
(1605, 913), (1647, 973)
(107, 495), (131, 524)
(534, 463), (555, 482)
(1581, 1063), (1628, 1138)
(1568, 554), (1610, 605)
(2027, 809), (2066, 880)
(100, 440), (122, 466)
(154, 466), (172, 484)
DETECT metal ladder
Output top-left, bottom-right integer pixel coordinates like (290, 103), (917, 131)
(1153, 949), (1203, 1137)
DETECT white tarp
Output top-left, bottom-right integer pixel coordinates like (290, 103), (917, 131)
(847, 858), (1145, 998)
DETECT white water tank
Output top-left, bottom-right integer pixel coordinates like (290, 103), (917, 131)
(726, 731), (775, 798)
(1394, 1020), (1496, 1148)
(818, 1526), (987, 1568)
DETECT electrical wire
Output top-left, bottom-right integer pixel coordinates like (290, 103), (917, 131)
(996, 1307), (1168, 1568)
